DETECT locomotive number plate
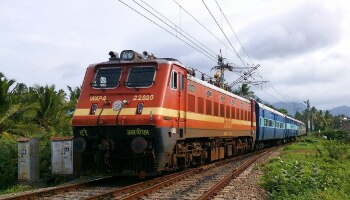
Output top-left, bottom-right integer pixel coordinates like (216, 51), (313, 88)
(133, 94), (154, 101)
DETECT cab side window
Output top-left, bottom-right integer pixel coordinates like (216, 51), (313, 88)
(180, 74), (184, 91)
(171, 71), (178, 90)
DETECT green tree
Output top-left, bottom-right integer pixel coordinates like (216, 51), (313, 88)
(0, 72), (15, 113)
(235, 83), (254, 98)
(278, 108), (289, 115)
(322, 110), (333, 130)
(294, 111), (303, 121)
(33, 85), (71, 135)
(0, 74), (37, 136)
(67, 85), (81, 113)
(310, 106), (318, 131)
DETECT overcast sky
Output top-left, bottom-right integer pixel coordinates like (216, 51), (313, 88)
(1, 0), (349, 110)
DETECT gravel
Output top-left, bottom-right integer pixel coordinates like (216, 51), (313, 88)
(213, 150), (281, 200)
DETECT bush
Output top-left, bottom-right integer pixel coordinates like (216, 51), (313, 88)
(0, 138), (18, 190)
(321, 130), (348, 141)
(260, 136), (350, 199)
(323, 141), (349, 160)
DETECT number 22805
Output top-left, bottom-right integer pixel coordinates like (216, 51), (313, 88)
(133, 94), (154, 101)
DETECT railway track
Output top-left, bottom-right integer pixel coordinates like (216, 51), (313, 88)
(84, 147), (277, 200)
(0, 176), (127, 200)
(140, 149), (273, 200)
(1, 146), (280, 200)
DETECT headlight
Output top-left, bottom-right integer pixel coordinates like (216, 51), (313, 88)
(112, 100), (123, 111)
(131, 137), (147, 154)
(120, 50), (135, 61)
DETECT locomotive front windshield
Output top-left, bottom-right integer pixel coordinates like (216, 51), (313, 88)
(92, 67), (122, 88)
(126, 66), (156, 88)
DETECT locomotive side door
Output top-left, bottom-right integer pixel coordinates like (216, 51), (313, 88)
(170, 65), (187, 137)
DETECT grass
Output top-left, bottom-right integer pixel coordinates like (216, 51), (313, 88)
(0, 184), (35, 196)
(260, 134), (350, 200)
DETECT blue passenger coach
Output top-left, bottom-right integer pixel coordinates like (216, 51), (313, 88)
(254, 101), (305, 149)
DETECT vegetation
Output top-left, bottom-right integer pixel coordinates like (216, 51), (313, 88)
(260, 132), (350, 200)
(0, 72), (80, 192)
(1, 71), (349, 196)
(294, 106), (349, 132)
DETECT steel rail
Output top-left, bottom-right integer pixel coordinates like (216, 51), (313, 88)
(0, 177), (110, 200)
(84, 152), (254, 200)
(198, 147), (276, 200)
(84, 169), (196, 200)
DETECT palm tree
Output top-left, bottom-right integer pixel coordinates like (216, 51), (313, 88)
(0, 73), (37, 136)
(310, 107), (318, 131)
(0, 72), (15, 113)
(322, 110), (333, 130)
(34, 85), (68, 132)
(67, 85), (81, 113)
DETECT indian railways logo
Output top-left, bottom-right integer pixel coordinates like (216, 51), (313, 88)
(127, 128), (150, 136)
(90, 96), (106, 101)
(79, 129), (88, 137)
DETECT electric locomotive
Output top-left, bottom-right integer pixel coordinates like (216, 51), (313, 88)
(71, 50), (305, 177)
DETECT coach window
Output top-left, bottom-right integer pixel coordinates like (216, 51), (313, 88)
(264, 119), (268, 126)
(170, 70), (178, 90)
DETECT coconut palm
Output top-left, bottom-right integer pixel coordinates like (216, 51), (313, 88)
(0, 72), (15, 113)
(33, 85), (68, 133)
(0, 73), (38, 136)
(310, 107), (318, 131)
(67, 85), (81, 113)
(322, 110), (333, 130)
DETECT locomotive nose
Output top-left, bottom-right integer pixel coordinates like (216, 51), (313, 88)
(131, 137), (147, 154)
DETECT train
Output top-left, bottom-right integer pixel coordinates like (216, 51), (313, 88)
(71, 50), (306, 177)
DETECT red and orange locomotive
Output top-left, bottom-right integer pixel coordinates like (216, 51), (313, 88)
(72, 50), (262, 177)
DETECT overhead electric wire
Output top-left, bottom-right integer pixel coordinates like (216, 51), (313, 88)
(119, 0), (299, 109)
(202, 0), (249, 67)
(118, 0), (217, 62)
(214, 0), (254, 66)
(172, 0), (237, 60)
(251, 83), (301, 113)
(131, 0), (217, 61)
(139, 0), (217, 56)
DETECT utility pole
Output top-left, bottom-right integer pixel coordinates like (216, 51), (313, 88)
(211, 51), (233, 89)
(304, 100), (311, 134)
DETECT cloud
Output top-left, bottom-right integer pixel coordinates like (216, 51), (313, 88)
(239, 2), (342, 59)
